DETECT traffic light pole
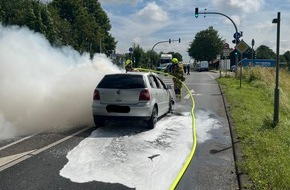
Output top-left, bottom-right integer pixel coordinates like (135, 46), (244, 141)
(151, 38), (181, 68)
(198, 11), (239, 76)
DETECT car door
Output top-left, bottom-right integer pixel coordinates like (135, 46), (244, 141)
(155, 76), (170, 115)
(148, 74), (169, 116)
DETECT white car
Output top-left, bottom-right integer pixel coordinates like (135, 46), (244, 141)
(92, 72), (174, 129)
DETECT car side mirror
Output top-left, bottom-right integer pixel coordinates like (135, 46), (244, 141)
(166, 84), (172, 89)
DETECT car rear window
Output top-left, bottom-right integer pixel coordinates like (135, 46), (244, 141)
(97, 74), (146, 89)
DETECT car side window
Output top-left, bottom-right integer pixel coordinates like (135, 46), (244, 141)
(148, 75), (160, 88)
(156, 77), (166, 89)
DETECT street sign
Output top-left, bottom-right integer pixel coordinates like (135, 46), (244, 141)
(129, 47), (133, 52)
(236, 40), (250, 54)
(233, 32), (241, 39)
(224, 43), (229, 49)
(223, 49), (230, 57)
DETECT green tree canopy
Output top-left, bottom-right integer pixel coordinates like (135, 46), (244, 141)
(0, 0), (116, 57)
(256, 45), (276, 59)
(188, 26), (224, 62)
(282, 51), (290, 62)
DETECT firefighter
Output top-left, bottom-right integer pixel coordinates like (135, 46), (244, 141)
(169, 58), (184, 101)
(125, 59), (134, 72)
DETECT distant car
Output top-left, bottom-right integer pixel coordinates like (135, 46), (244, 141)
(231, 65), (237, 72)
(92, 72), (174, 129)
(157, 63), (172, 72)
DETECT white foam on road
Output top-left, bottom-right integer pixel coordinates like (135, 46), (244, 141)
(60, 113), (193, 189)
(60, 110), (223, 189)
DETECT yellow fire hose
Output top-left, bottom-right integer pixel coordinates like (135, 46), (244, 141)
(135, 68), (197, 189)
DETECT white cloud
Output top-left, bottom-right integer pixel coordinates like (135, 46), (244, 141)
(99, 0), (143, 6)
(136, 2), (169, 22)
(213, 0), (264, 13)
(102, 0), (290, 59)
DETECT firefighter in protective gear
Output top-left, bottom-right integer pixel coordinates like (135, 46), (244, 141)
(169, 58), (184, 101)
(125, 59), (139, 72)
(125, 59), (134, 72)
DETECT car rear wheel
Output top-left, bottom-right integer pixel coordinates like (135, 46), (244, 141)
(147, 106), (157, 129)
(94, 116), (105, 127)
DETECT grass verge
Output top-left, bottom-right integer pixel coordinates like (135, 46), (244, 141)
(217, 67), (290, 189)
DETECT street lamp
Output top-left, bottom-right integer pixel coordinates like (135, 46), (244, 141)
(272, 12), (281, 126)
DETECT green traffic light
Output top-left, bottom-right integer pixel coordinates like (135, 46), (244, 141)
(195, 8), (199, 18)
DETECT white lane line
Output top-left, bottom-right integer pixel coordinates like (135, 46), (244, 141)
(0, 127), (90, 172)
(0, 133), (40, 151)
(0, 150), (36, 167)
(184, 89), (202, 99)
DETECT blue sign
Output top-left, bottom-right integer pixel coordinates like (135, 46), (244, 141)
(240, 59), (275, 67)
(233, 32), (241, 39)
(129, 47), (133, 52)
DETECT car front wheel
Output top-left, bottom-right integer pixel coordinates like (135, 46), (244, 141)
(147, 106), (157, 129)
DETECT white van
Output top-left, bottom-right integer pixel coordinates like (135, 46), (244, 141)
(196, 61), (209, 71)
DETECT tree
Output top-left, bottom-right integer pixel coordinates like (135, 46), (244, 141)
(188, 26), (224, 62)
(282, 51), (290, 62)
(173, 52), (182, 62)
(256, 45), (276, 59)
(282, 51), (290, 70)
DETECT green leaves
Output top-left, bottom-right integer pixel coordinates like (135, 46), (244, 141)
(0, 0), (116, 57)
(188, 26), (224, 62)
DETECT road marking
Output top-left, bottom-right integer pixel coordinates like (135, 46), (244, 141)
(0, 133), (40, 151)
(183, 89), (202, 99)
(184, 83), (218, 85)
(184, 89), (195, 99)
(0, 127), (90, 172)
(207, 73), (215, 79)
(0, 150), (36, 167)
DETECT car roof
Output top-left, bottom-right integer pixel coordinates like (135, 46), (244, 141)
(106, 72), (157, 76)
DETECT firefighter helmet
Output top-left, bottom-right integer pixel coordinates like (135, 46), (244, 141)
(172, 58), (178, 64)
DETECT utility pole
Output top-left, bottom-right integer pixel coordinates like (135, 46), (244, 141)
(272, 12), (281, 126)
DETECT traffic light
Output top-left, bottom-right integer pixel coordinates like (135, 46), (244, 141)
(232, 39), (240, 44)
(195, 8), (199, 18)
(232, 32), (241, 44)
(169, 39), (171, 44)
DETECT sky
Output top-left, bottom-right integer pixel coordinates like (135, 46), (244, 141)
(97, 0), (290, 62)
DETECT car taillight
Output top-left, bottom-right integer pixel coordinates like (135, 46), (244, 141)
(139, 89), (150, 101)
(93, 89), (100, 100)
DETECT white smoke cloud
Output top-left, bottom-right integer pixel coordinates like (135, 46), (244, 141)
(0, 25), (122, 139)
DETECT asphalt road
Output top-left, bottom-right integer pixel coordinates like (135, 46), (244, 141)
(175, 71), (238, 190)
(0, 70), (238, 190)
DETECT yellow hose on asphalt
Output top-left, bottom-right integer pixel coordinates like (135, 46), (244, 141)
(135, 68), (197, 189)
